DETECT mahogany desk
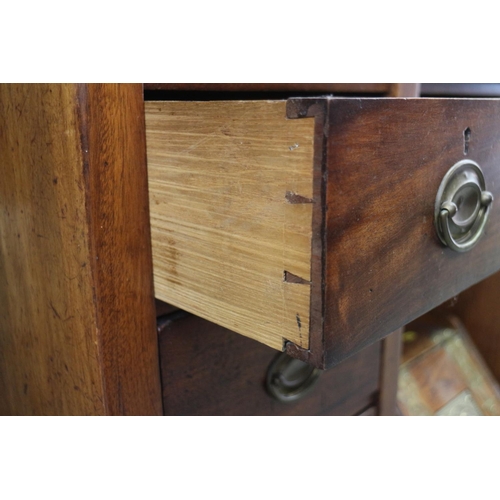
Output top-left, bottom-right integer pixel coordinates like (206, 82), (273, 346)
(1, 83), (499, 415)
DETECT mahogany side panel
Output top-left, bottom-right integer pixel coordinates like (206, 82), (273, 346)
(0, 85), (105, 415)
(81, 84), (162, 415)
(0, 84), (162, 415)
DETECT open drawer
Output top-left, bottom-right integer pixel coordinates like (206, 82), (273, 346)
(145, 97), (500, 368)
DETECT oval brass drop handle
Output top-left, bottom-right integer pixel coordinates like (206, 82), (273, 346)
(439, 192), (493, 252)
(435, 160), (494, 253)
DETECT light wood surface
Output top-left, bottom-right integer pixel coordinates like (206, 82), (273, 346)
(146, 101), (315, 350)
(0, 84), (162, 415)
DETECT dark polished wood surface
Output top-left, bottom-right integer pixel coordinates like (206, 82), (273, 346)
(287, 97), (500, 368)
(323, 98), (500, 364)
(158, 312), (380, 416)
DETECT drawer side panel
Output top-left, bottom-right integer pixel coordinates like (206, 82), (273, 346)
(146, 101), (315, 350)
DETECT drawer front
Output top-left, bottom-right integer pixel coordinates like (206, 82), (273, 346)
(158, 312), (380, 416)
(147, 98), (500, 369)
(289, 97), (500, 367)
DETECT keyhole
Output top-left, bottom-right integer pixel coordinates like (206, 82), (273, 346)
(464, 127), (471, 155)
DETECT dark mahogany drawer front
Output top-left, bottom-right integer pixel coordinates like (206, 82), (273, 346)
(158, 313), (380, 416)
(287, 98), (500, 367)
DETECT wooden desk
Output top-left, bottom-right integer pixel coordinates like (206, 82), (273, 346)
(1, 83), (499, 415)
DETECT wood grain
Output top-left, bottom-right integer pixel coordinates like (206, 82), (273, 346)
(322, 98), (500, 366)
(146, 101), (315, 350)
(158, 312), (380, 416)
(0, 84), (162, 415)
(376, 84), (419, 415)
(398, 314), (500, 415)
(0, 85), (104, 414)
(408, 346), (468, 412)
(285, 97), (500, 368)
(147, 95), (500, 370)
(81, 84), (162, 415)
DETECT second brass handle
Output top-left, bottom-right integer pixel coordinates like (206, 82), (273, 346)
(266, 351), (321, 403)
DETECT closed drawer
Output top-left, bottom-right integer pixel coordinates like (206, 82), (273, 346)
(146, 98), (500, 368)
(158, 312), (380, 416)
